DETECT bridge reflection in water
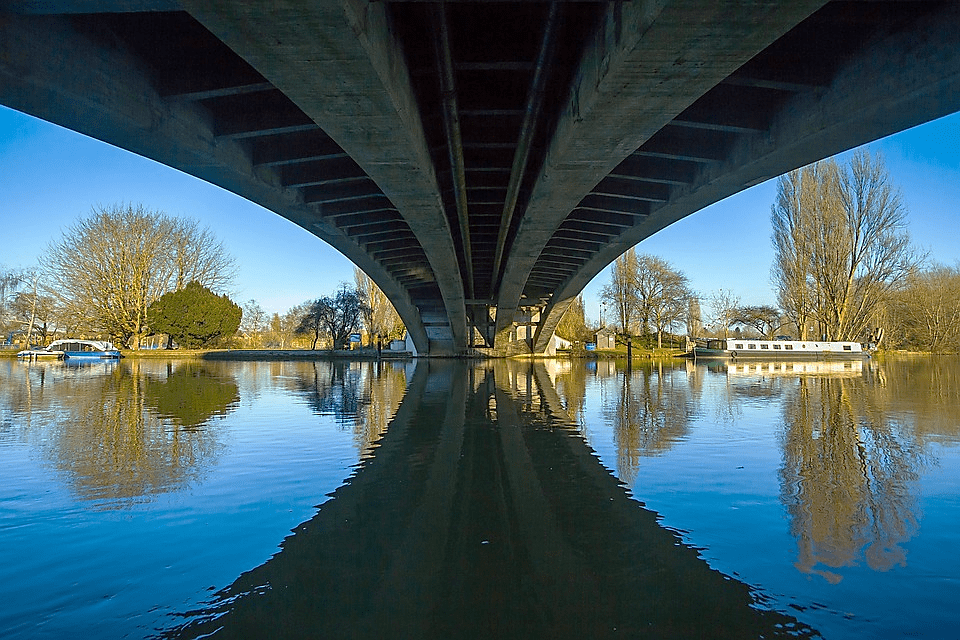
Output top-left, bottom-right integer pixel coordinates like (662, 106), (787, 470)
(164, 361), (812, 639)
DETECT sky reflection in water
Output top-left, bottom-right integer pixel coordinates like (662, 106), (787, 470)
(1, 356), (958, 638)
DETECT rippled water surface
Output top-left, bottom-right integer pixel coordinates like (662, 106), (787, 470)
(1, 355), (959, 638)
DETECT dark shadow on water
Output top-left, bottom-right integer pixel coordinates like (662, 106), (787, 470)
(159, 360), (816, 639)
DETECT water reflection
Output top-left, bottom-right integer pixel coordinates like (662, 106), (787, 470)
(867, 356), (960, 441)
(280, 360), (410, 452)
(603, 361), (695, 483)
(779, 373), (925, 581)
(539, 357), (951, 589)
(163, 360), (812, 639)
(712, 358), (938, 582)
(1, 360), (234, 506)
(143, 362), (240, 428)
(4, 355), (959, 638)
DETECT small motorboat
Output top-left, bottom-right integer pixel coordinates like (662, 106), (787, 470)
(19, 339), (121, 360)
(16, 345), (64, 360)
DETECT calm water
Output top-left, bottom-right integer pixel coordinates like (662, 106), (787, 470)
(2, 355), (959, 638)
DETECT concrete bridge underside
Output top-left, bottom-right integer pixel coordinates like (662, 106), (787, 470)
(2, 1), (960, 355)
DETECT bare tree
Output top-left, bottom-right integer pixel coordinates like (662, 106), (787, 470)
(686, 296), (703, 337)
(295, 300), (326, 350)
(12, 272), (58, 344)
(732, 305), (782, 339)
(827, 151), (917, 339)
(772, 165), (822, 339)
(636, 255), (690, 348)
(239, 299), (268, 347)
(169, 217), (237, 292)
(709, 289), (741, 338)
(556, 294), (591, 342)
(269, 306), (305, 349)
(296, 284), (369, 350)
(600, 247), (638, 335)
(353, 267), (404, 343)
(891, 264), (960, 352)
(771, 152), (918, 342)
(0, 266), (29, 338)
(41, 204), (235, 348)
(601, 250), (691, 346)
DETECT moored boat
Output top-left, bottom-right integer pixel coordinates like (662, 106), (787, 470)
(692, 337), (866, 359)
(19, 339), (121, 360)
(16, 346), (64, 360)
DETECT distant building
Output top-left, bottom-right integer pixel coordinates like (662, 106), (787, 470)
(595, 327), (616, 350)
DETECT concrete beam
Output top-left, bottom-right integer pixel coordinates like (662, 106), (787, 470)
(0, 10), (433, 353)
(178, 0), (469, 354)
(7, 1), (178, 13)
(533, 1), (960, 353)
(497, 0), (828, 337)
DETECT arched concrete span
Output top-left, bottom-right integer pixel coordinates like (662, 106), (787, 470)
(2, 2), (959, 355)
(532, 0), (960, 352)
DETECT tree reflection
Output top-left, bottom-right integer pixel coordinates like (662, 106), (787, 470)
(2, 358), (410, 509)
(358, 362), (408, 452)
(143, 361), (239, 427)
(32, 360), (227, 506)
(866, 355), (960, 442)
(286, 360), (357, 420)
(284, 360), (408, 452)
(779, 374), (925, 581)
(541, 359), (590, 420)
(604, 361), (694, 483)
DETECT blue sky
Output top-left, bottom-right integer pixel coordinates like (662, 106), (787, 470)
(2, 104), (959, 321)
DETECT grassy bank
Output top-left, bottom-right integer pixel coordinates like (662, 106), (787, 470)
(558, 347), (687, 360)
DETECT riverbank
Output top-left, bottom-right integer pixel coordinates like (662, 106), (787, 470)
(0, 347), (412, 360)
(1, 346), (688, 360)
(16, 346), (942, 360)
(128, 348), (413, 360)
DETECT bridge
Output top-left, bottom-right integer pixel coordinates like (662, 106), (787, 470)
(2, 1), (959, 355)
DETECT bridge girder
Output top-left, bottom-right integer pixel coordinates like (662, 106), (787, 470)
(533, 0), (960, 353)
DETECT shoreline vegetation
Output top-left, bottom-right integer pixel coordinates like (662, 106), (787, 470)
(0, 345), (960, 361)
(1, 346), (696, 360)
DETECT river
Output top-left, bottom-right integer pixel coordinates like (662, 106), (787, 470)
(1, 355), (958, 638)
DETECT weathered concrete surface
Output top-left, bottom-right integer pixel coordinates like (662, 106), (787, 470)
(177, 0), (467, 354)
(0, 9), (434, 353)
(496, 0), (828, 337)
(533, 1), (960, 352)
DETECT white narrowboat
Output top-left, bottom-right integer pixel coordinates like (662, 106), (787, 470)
(692, 338), (866, 359)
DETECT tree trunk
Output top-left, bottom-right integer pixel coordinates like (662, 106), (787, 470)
(25, 273), (39, 346)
